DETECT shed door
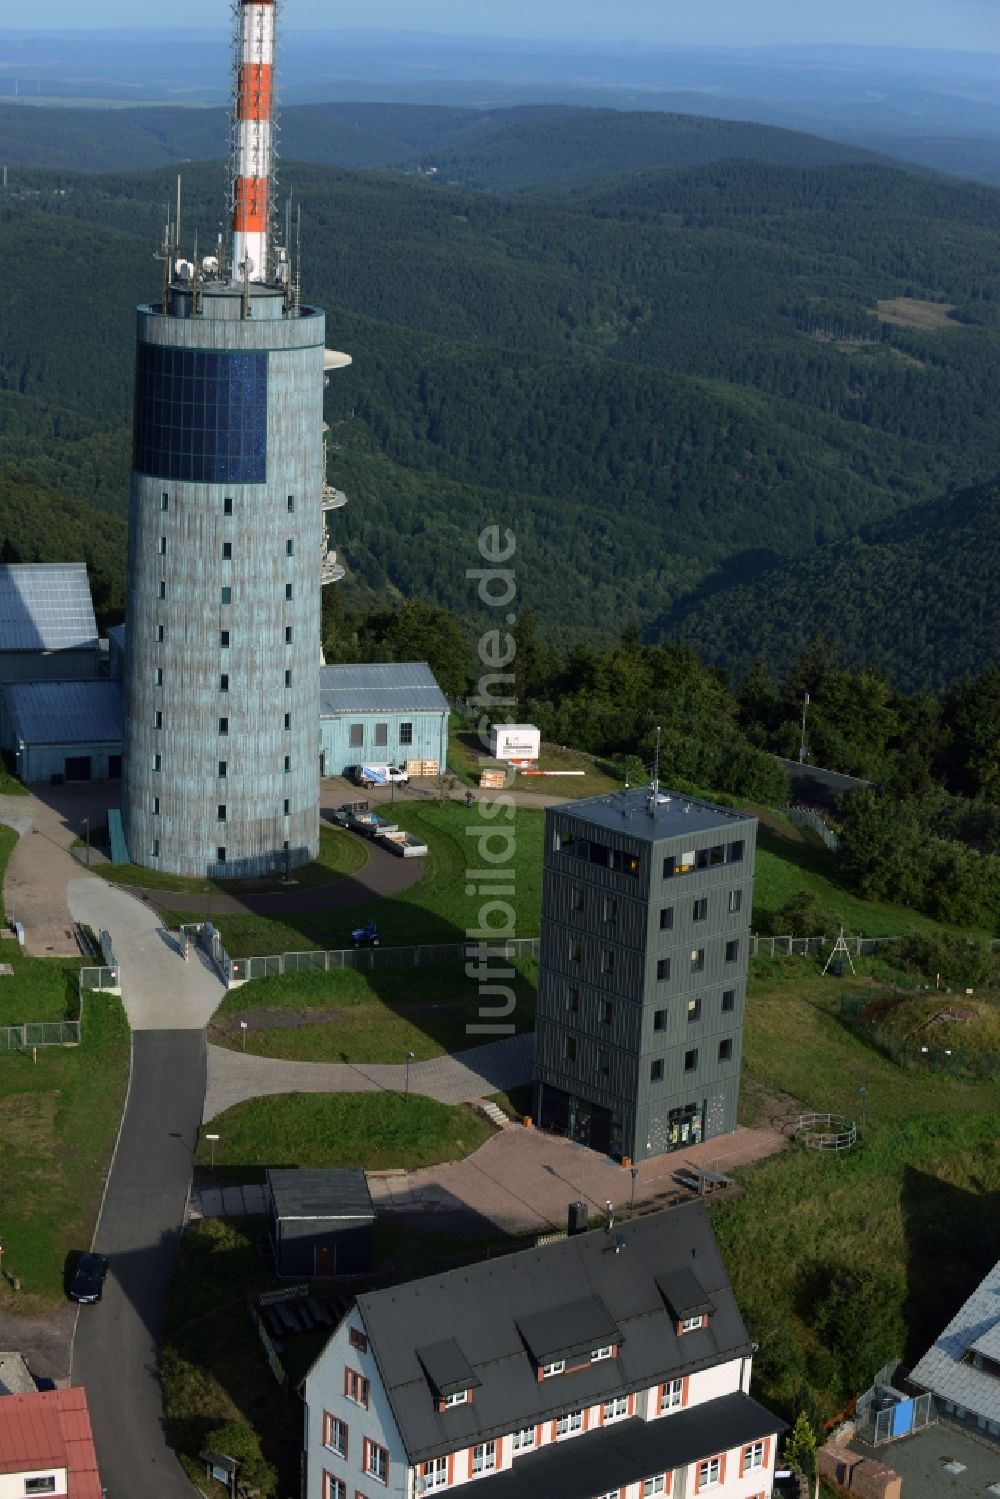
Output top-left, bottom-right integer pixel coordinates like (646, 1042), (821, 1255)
(65, 756), (92, 782)
(314, 1242), (335, 1276)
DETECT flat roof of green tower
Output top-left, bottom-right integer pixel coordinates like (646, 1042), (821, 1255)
(551, 786), (754, 842)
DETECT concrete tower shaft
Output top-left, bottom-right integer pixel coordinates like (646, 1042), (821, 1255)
(232, 0), (276, 281)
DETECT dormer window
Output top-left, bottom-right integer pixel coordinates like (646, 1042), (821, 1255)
(591, 1345), (614, 1362)
(681, 1314), (705, 1333)
(443, 1390), (469, 1408)
(542, 1359), (565, 1378)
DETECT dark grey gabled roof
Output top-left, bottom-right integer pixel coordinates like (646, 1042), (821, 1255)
(656, 1268), (715, 1321)
(517, 1295), (621, 1366)
(471, 1395), (782, 1499)
(267, 1168), (374, 1222)
(356, 1202), (753, 1464)
(416, 1340), (481, 1399)
(0, 564), (98, 652)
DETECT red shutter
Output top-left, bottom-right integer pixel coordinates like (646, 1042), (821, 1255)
(682, 1376), (690, 1407)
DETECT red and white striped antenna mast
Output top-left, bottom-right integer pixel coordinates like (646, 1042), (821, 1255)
(230, 0), (276, 283)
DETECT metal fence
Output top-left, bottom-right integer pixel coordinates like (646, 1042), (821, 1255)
(228, 937), (541, 987)
(749, 932), (896, 958)
(792, 1112), (857, 1151)
(841, 994), (1000, 1079)
(782, 805), (840, 851)
(855, 1362), (933, 1446)
(0, 1020), (82, 1049)
(79, 928), (120, 997)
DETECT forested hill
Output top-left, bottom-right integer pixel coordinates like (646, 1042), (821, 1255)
(662, 478), (1000, 695)
(0, 99), (888, 186)
(3, 150), (1000, 688)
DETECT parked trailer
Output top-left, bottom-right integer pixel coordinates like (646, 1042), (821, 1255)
(336, 801), (399, 840)
(376, 828), (428, 858)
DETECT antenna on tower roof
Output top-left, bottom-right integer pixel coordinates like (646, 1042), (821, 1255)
(646, 726), (661, 818)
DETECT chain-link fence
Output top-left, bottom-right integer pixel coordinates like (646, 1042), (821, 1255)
(840, 990), (1000, 1079)
(782, 805), (840, 851)
(228, 937), (540, 987)
(0, 1020), (82, 1049)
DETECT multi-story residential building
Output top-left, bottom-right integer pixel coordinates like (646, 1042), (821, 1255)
(533, 787), (757, 1162)
(303, 1201), (781, 1499)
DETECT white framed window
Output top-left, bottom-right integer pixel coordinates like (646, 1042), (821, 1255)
(555, 1409), (583, 1438)
(542, 1360), (565, 1378)
(697, 1456), (722, 1488)
(344, 1367), (369, 1408)
(660, 1378), (684, 1413)
(471, 1441), (496, 1474)
(643, 1477), (667, 1496)
(322, 1413), (347, 1458)
(743, 1440), (765, 1470)
(597, 1492), (620, 1499)
(681, 1314), (704, 1332)
(603, 1396), (628, 1423)
(591, 1345), (614, 1362)
(24, 1478), (56, 1495)
(423, 1456), (448, 1489)
(512, 1427), (535, 1453)
(444, 1390), (468, 1408)
(322, 1475), (346, 1499)
(364, 1438), (389, 1484)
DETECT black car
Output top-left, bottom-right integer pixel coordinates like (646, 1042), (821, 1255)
(69, 1252), (108, 1304)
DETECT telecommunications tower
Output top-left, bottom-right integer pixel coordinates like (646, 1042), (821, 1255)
(122, 0), (351, 877)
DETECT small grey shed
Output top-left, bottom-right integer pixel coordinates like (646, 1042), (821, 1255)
(267, 1168), (375, 1278)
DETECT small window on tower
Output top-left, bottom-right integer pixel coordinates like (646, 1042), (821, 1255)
(153, 797), (160, 816)
(285, 583), (293, 600)
(284, 755), (290, 773)
(151, 838), (159, 857)
(156, 625), (164, 643)
(223, 497), (233, 516)
(221, 586), (231, 605)
(218, 761), (227, 779)
(217, 845), (226, 863)
(284, 713), (291, 730)
(153, 753), (161, 772)
(285, 626), (293, 644)
(284, 670), (292, 688)
(160, 493), (169, 511)
(220, 674), (229, 692)
(284, 799), (290, 816)
(154, 710), (162, 730)
(287, 495), (295, 512)
(158, 581), (166, 599)
(218, 804), (227, 823)
(158, 536), (167, 556)
(286, 539), (294, 557)
(220, 630), (230, 649)
(154, 667), (163, 687)
(222, 542), (232, 560)
(219, 717), (229, 735)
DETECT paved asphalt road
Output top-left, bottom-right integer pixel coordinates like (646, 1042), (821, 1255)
(72, 1031), (206, 1499)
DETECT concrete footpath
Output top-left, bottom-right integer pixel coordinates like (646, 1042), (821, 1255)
(203, 1032), (534, 1121)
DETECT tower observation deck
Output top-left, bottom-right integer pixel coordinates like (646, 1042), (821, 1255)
(122, 0), (351, 878)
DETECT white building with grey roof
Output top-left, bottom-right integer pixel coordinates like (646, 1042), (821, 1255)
(303, 1201), (781, 1499)
(910, 1258), (1000, 1443)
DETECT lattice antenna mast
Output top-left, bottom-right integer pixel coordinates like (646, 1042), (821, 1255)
(230, 0), (276, 283)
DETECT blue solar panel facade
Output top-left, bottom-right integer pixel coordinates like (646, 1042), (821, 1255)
(133, 345), (268, 484)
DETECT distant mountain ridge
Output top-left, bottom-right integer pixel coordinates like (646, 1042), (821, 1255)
(0, 99), (889, 187)
(663, 478), (1000, 693)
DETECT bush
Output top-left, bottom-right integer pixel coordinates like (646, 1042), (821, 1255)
(203, 1420), (276, 1499)
(891, 931), (1000, 989)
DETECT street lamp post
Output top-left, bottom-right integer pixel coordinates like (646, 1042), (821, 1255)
(859, 1086), (868, 1141)
(405, 1050), (415, 1102)
(205, 1132), (219, 1170)
(240, 1020), (248, 1052)
(83, 816), (90, 867)
(629, 1166), (638, 1218)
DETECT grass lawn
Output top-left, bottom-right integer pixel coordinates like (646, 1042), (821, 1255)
(196, 1092), (494, 1177)
(0, 993), (129, 1310)
(195, 799), (545, 957)
(714, 955), (1000, 1420)
(0, 823), (17, 922)
(0, 766), (28, 796)
(0, 943), (84, 1026)
(448, 728), (623, 799)
(86, 823), (368, 896)
(209, 959), (537, 1062)
(750, 808), (991, 938)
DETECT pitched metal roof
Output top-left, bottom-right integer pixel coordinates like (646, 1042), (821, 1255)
(0, 1389), (102, 1498)
(911, 1258), (1000, 1422)
(0, 564), (97, 652)
(3, 682), (123, 747)
(267, 1168), (374, 1222)
(466, 1394), (781, 1499)
(319, 662), (448, 717)
(353, 1202), (755, 1464)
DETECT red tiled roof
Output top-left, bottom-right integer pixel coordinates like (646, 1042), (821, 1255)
(0, 1387), (102, 1498)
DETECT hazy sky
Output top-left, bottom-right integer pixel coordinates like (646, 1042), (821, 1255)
(11, 0), (1000, 50)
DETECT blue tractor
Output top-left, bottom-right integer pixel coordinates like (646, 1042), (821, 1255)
(351, 920), (380, 949)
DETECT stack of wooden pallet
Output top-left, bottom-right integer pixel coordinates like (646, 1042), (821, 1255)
(404, 758), (440, 777)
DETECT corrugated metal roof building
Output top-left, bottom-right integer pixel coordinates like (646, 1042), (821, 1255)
(267, 1168), (375, 1277)
(319, 662), (449, 778)
(0, 564), (100, 684)
(0, 682), (123, 784)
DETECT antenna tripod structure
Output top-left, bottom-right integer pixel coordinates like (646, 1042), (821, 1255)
(823, 927), (857, 977)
